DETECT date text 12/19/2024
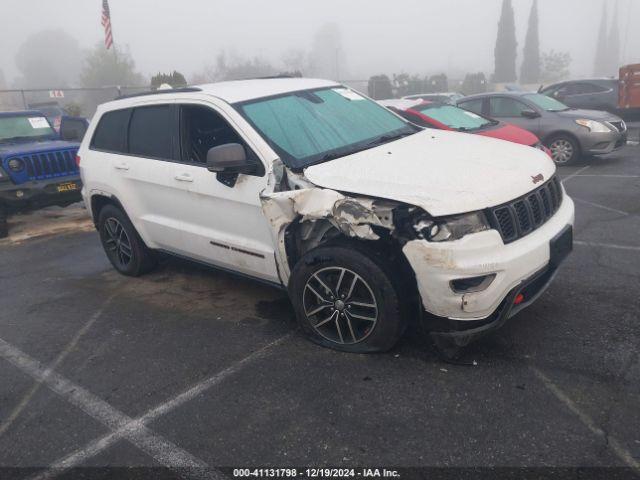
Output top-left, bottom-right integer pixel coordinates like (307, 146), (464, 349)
(233, 469), (401, 478)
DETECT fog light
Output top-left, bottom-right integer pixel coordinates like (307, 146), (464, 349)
(450, 274), (496, 293)
(514, 293), (525, 305)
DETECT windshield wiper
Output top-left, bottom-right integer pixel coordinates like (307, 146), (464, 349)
(365, 131), (414, 147)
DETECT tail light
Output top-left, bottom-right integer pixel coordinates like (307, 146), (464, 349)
(75, 155), (81, 167)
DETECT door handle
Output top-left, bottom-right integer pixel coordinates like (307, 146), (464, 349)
(174, 173), (193, 182)
(114, 162), (129, 171)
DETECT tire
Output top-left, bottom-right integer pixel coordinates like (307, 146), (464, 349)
(289, 244), (406, 353)
(97, 204), (157, 276)
(0, 203), (8, 239)
(546, 134), (580, 165)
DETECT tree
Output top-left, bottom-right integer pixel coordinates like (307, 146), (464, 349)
(593, 2), (609, 76)
(150, 71), (188, 89)
(606, 2), (620, 76)
(520, 0), (541, 84)
(493, 0), (518, 83)
(80, 43), (145, 87)
(541, 50), (572, 83)
(461, 72), (488, 95)
(367, 75), (393, 100)
(428, 74), (448, 93)
(308, 23), (347, 80)
(14, 30), (83, 88)
(281, 49), (308, 75)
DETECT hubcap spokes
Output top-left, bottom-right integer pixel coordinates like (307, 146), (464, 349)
(104, 218), (133, 267)
(303, 267), (378, 345)
(551, 140), (573, 164)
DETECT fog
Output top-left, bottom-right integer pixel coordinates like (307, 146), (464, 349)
(1, 0), (638, 87)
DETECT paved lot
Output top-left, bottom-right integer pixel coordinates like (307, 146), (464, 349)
(0, 145), (639, 479)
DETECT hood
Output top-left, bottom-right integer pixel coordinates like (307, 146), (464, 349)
(304, 129), (556, 217)
(0, 139), (79, 158)
(556, 108), (622, 122)
(476, 122), (539, 147)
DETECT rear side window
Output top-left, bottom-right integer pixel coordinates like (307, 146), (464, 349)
(458, 98), (484, 115)
(91, 109), (131, 153)
(128, 105), (173, 159)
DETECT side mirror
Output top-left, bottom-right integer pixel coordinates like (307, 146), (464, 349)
(206, 143), (251, 174)
(521, 109), (540, 119)
(59, 116), (89, 142)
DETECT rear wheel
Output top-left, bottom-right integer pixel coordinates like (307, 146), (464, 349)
(289, 245), (406, 353)
(547, 134), (580, 165)
(98, 204), (157, 276)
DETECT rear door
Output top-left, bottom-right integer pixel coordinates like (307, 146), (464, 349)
(620, 64), (640, 109)
(108, 103), (188, 252)
(169, 101), (279, 283)
(488, 97), (542, 137)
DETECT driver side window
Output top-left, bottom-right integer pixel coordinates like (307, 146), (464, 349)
(179, 105), (244, 164)
(489, 98), (529, 117)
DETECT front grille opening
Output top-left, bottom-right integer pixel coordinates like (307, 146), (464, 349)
(487, 176), (563, 244)
(9, 149), (79, 182)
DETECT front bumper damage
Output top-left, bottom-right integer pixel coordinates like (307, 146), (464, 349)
(259, 160), (574, 346)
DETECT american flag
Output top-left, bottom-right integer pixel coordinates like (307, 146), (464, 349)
(101, 0), (114, 49)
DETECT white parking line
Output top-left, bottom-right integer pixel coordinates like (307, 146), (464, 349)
(575, 240), (640, 252)
(0, 337), (216, 480)
(566, 174), (640, 178)
(23, 333), (291, 480)
(0, 294), (116, 438)
(560, 166), (590, 184)
(531, 367), (640, 472)
(572, 198), (630, 216)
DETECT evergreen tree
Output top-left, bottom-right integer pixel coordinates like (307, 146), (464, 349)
(593, 2), (609, 76)
(606, 1), (620, 76)
(520, 0), (541, 84)
(493, 0), (518, 83)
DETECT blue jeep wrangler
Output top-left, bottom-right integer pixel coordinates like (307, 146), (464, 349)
(0, 111), (87, 238)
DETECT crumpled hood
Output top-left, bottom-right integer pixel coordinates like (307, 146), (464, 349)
(304, 129), (556, 217)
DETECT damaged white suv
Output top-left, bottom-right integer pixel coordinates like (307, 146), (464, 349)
(79, 78), (574, 353)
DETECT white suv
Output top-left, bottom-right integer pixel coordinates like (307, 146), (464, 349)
(79, 78), (575, 353)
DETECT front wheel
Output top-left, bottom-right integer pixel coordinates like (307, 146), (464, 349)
(289, 245), (406, 353)
(546, 135), (580, 165)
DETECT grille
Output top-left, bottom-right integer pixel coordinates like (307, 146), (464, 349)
(487, 176), (563, 244)
(11, 149), (78, 181)
(608, 121), (626, 133)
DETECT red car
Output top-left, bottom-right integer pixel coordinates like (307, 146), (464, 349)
(379, 99), (552, 157)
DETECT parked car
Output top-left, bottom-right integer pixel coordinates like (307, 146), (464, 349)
(403, 92), (464, 104)
(28, 102), (67, 132)
(379, 98), (551, 156)
(457, 92), (627, 165)
(539, 79), (619, 114)
(0, 111), (87, 238)
(79, 79), (574, 353)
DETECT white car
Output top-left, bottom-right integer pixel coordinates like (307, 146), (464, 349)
(78, 78), (575, 353)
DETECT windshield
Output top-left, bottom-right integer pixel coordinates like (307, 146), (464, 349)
(524, 93), (570, 112)
(416, 104), (493, 131)
(236, 87), (417, 169)
(0, 115), (56, 143)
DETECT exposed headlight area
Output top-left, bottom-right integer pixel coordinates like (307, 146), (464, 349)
(575, 119), (613, 133)
(413, 211), (491, 242)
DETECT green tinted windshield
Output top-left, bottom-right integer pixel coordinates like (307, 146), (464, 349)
(0, 115), (56, 143)
(237, 87), (416, 168)
(417, 104), (492, 130)
(524, 93), (569, 112)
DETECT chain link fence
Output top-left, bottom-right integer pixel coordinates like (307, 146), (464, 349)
(0, 86), (148, 119)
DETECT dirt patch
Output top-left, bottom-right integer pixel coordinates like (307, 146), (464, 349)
(1, 203), (94, 244)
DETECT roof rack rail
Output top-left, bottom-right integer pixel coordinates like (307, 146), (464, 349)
(116, 86), (202, 100)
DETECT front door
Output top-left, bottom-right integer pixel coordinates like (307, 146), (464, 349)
(169, 102), (280, 284)
(488, 97), (542, 137)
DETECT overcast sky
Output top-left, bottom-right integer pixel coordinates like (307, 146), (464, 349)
(1, 0), (638, 84)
